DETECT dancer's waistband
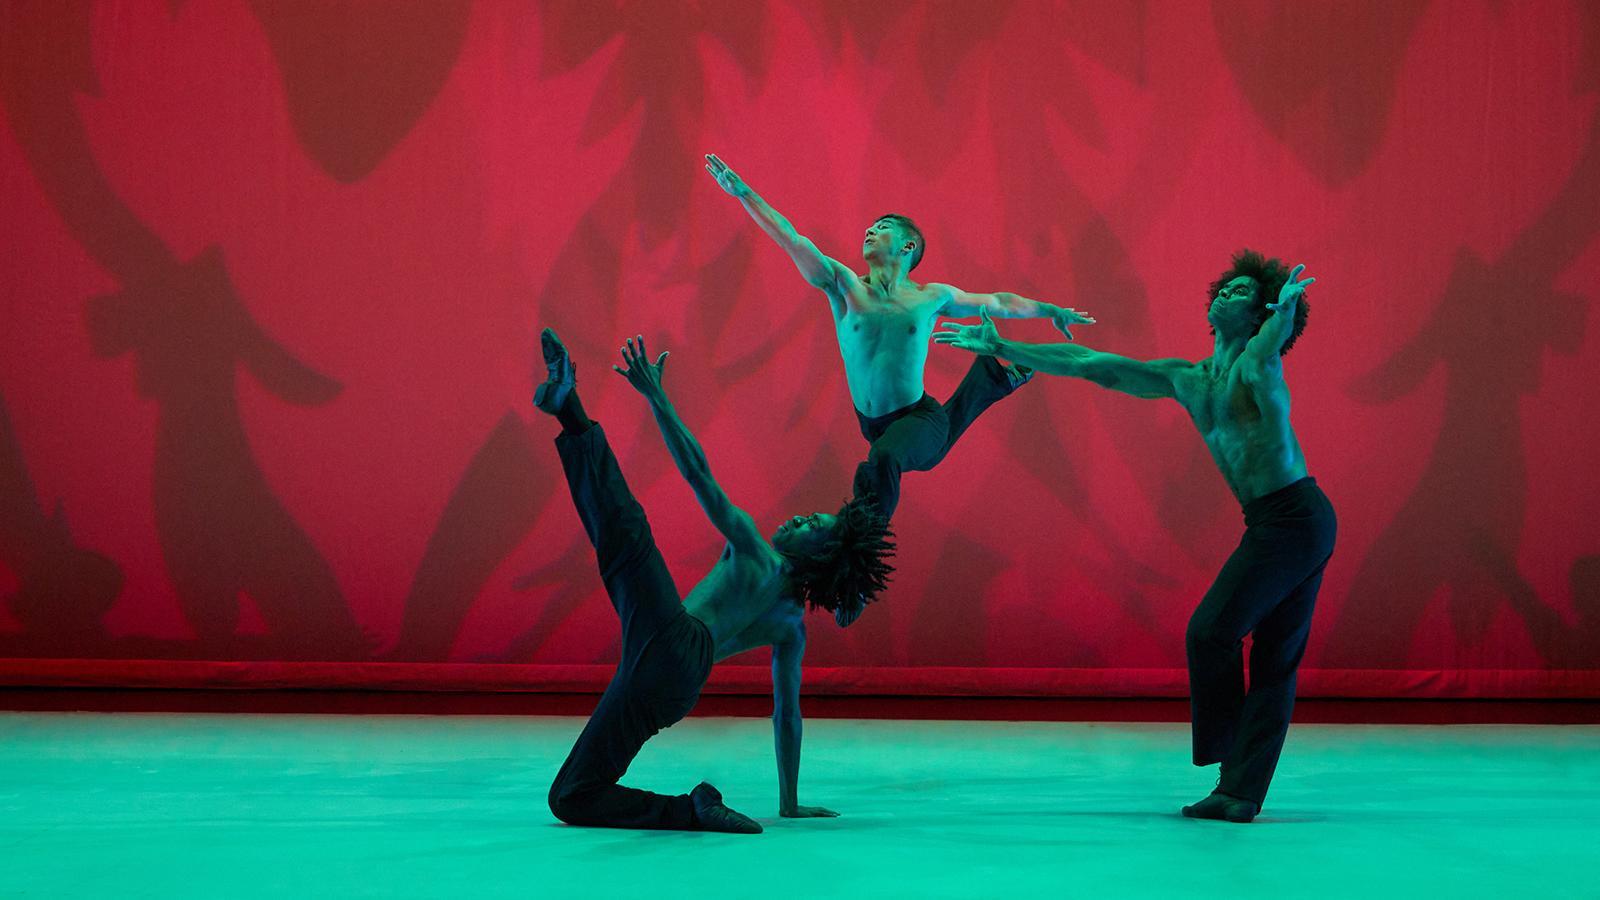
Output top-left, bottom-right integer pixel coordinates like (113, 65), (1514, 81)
(855, 393), (937, 429)
(1242, 476), (1330, 526)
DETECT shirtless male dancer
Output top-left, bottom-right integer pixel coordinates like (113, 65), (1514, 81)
(936, 251), (1333, 823)
(534, 328), (894, 833)
(706, 154), (1093, 623)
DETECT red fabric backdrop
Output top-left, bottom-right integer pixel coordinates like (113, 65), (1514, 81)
(2, 0), (1597, 697)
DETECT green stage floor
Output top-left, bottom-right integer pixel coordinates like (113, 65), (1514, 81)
(2, 713), (1596, 898)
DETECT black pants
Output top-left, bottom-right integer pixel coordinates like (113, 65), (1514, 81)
(1186, 476), (1337, 807)
(546, 424), (715, 830)
(852, 355), (1017, 519)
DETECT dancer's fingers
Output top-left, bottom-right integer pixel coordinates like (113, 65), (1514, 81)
(1290, 263), (1305, 281)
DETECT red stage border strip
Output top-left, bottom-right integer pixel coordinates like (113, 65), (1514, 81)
(0, 660), (1596, 698)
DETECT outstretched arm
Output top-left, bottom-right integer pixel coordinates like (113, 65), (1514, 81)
(935, 284), (1097, 341)
(614, 336), (767, 554)
(772, 623), (837, 818)
(705, 153), (853, 294)
(1239, 263), (1314, 386)
(934, 308), (1185, 400)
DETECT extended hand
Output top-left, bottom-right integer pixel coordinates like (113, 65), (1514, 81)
(704, 153), (750, 198)
(612, 334), (669, 400)
(1271, 263), (1314, 313)
(933, 305), (1003, 355)
(781, 804), (841, 818)
(1050, 305), (1097, 341)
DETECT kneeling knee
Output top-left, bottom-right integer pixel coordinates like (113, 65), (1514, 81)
(548, 784), (582, 824)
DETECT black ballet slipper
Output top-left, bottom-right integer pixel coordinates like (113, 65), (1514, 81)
(533, 327), (577, 414)
(690, 782), (763, 834)
(1004, 363), (1034, 390)
(834, 593), (866, 628)
(1182, 790), (1259, 823)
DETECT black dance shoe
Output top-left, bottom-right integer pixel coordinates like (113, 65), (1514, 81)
(1182, 790), (1259, 823)
(691, 782), (763, 834)
(1003, 363), (1034, 390)
(533, 327), (577, 414)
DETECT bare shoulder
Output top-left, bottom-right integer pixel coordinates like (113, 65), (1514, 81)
(831, 268), (872, 303)
(737, 598), (805, 654)
(1157, 357), (1202, 382)
(1165, 358), (1206, 405)
(908, 279), (952, 313)
(728, 540), (785, 579)
(759, 595), (805, 639)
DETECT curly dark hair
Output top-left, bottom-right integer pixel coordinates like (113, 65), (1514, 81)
(782, 495), (896, 613)
(1206, 248), (1310, 355)
(876, 213), (925, 271)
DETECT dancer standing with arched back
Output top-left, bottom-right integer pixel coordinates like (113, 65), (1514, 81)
(937, 252), (1332, 822)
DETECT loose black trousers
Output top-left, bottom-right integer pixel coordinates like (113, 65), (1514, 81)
(546, 424), (715, 830)
(1186, 476), (1337, 806)
(852, 354), (1017, 519)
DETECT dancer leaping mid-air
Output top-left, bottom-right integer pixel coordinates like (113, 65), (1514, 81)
(706, 153), (1093, 624)
(534, 328), (894, 833)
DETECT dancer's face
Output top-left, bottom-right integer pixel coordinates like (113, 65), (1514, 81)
(1208, 275), (1260, 333)
(773, 512), (839, 555)
(862, 219), (910, 263)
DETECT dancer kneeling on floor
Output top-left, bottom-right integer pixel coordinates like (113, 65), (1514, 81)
(536, 328), (894, 833)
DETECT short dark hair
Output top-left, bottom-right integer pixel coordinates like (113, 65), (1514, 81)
(782, 495), (896, 613)
(877, 214), (925, 271)
(1206, 248), (1309, 355)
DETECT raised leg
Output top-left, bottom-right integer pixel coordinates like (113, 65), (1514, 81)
(555, 423), (683, 661)
(933, 354), (1027, 467)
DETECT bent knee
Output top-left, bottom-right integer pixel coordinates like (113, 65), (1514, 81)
(1185, 618), (1238, 651)
(864, 446), (903, 471)
(548, 783), (583, 824)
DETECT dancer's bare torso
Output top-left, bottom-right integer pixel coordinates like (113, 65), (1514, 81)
(1171, 357), (1308, 505)
(823, 274), (951, 417)
(682, 543), (803, 660)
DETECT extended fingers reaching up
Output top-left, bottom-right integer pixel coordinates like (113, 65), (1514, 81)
(613, 334), (670, 397)
(1273, 263), (1315, 310)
